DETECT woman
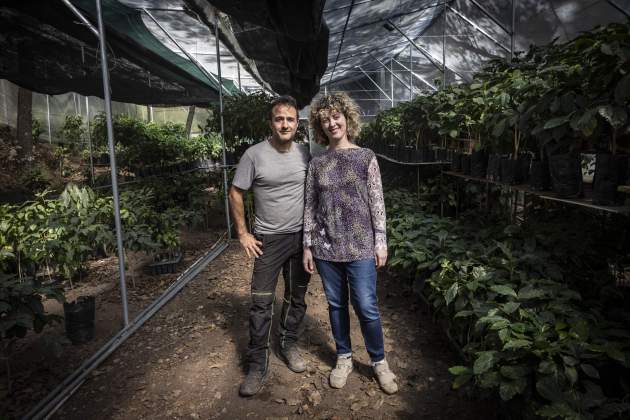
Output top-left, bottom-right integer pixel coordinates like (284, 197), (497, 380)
(302, 92), (397, 394)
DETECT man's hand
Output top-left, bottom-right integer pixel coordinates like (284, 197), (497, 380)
(303, 247), (315, 274)
(239, 232), (263, 258)
(375, 248), (388, 269)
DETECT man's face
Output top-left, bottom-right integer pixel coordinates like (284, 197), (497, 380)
(269, 104), (298, 144)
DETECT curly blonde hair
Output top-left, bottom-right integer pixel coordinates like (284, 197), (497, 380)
(309, 92), (362, 145)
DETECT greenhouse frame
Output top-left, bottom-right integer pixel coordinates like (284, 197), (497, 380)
(1, 0), (630, 419)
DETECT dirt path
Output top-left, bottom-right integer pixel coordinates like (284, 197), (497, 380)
(54, 244), (496, 420)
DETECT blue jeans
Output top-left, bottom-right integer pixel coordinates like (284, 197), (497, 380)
(314, 258), (385, 363)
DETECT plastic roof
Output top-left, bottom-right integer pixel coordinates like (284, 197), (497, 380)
(323, 0), (630, 89)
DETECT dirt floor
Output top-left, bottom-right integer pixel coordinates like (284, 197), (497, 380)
(15, 241), (500, 420)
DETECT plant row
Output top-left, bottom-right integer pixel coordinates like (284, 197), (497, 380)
(385, 188), (630, 419)
(362, 22), (630, 204)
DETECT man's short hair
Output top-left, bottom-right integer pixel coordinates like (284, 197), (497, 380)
(268, 95), (298, 121)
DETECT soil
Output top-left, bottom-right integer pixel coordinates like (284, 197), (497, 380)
(3, 239), (499, 420)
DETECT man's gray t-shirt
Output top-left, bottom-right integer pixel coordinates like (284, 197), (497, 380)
(232, 140), (310, 234)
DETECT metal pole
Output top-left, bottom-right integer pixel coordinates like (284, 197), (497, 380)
(96, 0), (129, 326)
(442, 1), (447, 88)
(409, 44), (413, 100)
(85, 96), (94, 184)
(447, 5), (511, 53)
(390, 58), (394, 107)
(607, 0), (630, 19)
(392, 58), (437, 91)
(370, 54), (415, 92)
(215, 13), (232, 240)
(46, 95), (52, 143)
(61, 0), (99, 37)
(357, 66), (391, 101)
(511, 0), (516, 61)
(237, 63), (242, 92)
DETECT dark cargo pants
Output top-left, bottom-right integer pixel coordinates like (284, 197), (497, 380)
(246, 231), (310, 373)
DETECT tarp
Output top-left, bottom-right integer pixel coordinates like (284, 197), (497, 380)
(185, 0), (329, 107)
(0, 0), (238, 105)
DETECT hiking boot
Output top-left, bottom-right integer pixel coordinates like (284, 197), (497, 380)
(239, 369), (267, 397)
(280, 344), (306, 373)
(329, 356), (353, 389)
(373, 360), (398, 394)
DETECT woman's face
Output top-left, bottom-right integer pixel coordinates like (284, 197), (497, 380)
(320, 109), (348, 142)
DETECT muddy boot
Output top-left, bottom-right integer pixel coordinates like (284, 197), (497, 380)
(279, 344), (306, 373)
(373, 360), (398, 394)
(329, 356), (353, 389)
(239, 369), (267, 397)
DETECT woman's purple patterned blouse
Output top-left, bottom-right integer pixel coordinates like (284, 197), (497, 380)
(303, 147), (387, 262)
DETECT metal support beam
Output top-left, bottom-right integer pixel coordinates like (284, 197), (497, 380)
(237, 63), (242, 91)
(95, 0), (130, 326)
(511, 0), (516, 60)
(328, 0), (356, 84)
(215, 13), (232, 240)
(386, 18), (443, 72)
(390, 58), (394, 107)
(46, 95), (52, 143)
(442, 2), (447, 87)
(392, 58), (437, 91)
(60, 0), (99, 36)
(470, 0), (511, 35)
(357, 66), (391, 101)
(607, 0), (630, 18)
(447, 6), (510, 53)
(142, 8), (228, 95)
(369, 54), (417, 93)
(409, 44), (413, 100)
(85, 96), (95, 185)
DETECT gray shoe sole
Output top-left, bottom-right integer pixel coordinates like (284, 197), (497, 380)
(239, 373), (267, 397)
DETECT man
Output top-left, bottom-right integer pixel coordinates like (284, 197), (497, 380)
(229, 95), (311, 397)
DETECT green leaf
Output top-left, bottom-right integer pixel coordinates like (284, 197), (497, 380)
(518, 287), (546, 300)
(502, 302), (520, 314)
(537, 403), (577, 418)
(598, 105), (628, 129)
(473, 351), (498, 375)
(454, 310), (474, 318)
(499, 378), (526, 401)
(448, 365), (472, 376)
(544, 116), (570, 130)
(581, 364), (600, 379)
(605, 347), (626, 363)
(565, 366), (578, 385)
(503, 339), (531, 351)
(500, 365), (529, 380)
(445, 282), (459, 305)
(452, 374), (472, 389)
(490, 285), (517, 298)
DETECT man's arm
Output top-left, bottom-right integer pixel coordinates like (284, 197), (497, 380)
(228, 185), (263, 258)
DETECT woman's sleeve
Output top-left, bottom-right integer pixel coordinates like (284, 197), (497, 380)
(367, 155), (387, 251)
(303, 161), (317, 248)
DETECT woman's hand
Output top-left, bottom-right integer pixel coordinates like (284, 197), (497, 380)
(303, 247), (315, 274)
(375, 248), (388, 269)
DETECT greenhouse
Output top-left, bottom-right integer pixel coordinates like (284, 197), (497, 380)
(1, 0), (630, 419)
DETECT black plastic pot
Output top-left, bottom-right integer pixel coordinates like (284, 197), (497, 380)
(422, 148), (435, 162)
(436, 148), (448, 162)
(486, 154), (501, 181)
(593, 154), (629, 205)
(461, 154), (472, 175)
(470, 150), (488, 178)
(518, 154), (532, 183)
(529, 160), (550, 191)
(148, 251), (182, 275)
(451, 152), (462, 172)
(413, 148), (423, 163)
(549, 153), (583, 198)
(386, 144), (397, 160)
(402, 145), (415, 163)
(64, 296), (95, 345)
(500, 158), (519, 185)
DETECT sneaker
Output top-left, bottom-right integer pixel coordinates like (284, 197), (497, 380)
(329, 356), (353, 389)
(373, 360), (398, 394)
(279, 344), (306, 373)
(239, 369), (267, 397)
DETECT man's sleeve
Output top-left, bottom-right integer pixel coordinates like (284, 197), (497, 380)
(232, 150), (255, 191)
